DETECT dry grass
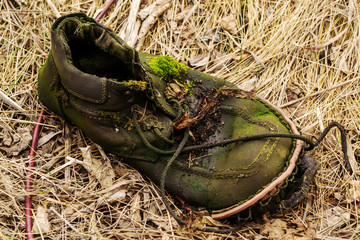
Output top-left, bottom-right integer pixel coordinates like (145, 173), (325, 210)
(1, 0), (360, 239)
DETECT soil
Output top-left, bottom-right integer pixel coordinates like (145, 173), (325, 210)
(174, 86), (223, 163)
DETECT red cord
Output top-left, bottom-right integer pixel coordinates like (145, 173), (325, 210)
(25, 108), (45, 240)
(95, 0), (116, 21)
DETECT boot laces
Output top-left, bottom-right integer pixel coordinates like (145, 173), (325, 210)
(131, 100), (351, 233)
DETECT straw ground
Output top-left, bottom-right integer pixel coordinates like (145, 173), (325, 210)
(1, 0), (359, 239)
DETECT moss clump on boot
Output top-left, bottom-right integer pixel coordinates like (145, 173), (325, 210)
(149, 56), (196, 98)
(149, 56), (189, 83)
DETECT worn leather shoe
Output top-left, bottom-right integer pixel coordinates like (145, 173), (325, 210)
(38, 13), (304, 220)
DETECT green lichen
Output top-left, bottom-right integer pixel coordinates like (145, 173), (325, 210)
(148, 56), (189, 83)
(183, 80), (195, 93)
(98, 111), (122, 125)
(123, 80), (147, 91)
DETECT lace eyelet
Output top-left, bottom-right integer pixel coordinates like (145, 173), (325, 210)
(124, 90), (135, 103)
(154, 89), (161, 97)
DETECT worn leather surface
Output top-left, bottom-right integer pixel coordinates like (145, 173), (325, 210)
(38, 13), (297, 213)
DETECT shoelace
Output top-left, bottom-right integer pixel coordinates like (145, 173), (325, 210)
(132, 102), (351, 234)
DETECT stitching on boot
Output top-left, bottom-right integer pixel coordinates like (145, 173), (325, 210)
(162, 159), (259, 179)
(55, 18), (108, 104)
(211, 144), (297, 214)
(68, 96), (107, 120)
(61, 77), (108, 104)
(196, 103), (281, 172)
(49, 53), (61, 90)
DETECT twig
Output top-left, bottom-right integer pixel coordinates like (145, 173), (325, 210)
(135, 0), (171, 51)
(0, 89), (24, 111)
(49, 207), (81, 233)
(47, 156), (82, 176)
(123, 0), (141, 43)
(45, 0), (61, 18)
(279, 77), (359, 108)
(64, 125), (71, 184)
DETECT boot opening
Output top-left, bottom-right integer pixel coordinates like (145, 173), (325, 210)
(62, 21), (135, 81)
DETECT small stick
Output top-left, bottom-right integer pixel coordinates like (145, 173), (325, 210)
(48, 156), (82, 176)
(0, 89), (24, 111)
(124, 0), (141, 43)
(45, 0), (61, 18)
(64, 125), (71, 184)
(49, 207), (80, 233)
(280, 77), (359, 108)
(135, 0), (171, 51)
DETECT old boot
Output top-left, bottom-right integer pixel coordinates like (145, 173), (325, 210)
(38, 13), (305, 221)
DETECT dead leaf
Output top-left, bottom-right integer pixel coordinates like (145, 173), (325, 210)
(107, 189), (127, 202)
(63, 203), (82, 216)
(259, 217), (315, 240)
(261, 219), (286, 239)
(174, 99), (217, 129)
(220, 14), (238, 35)
(131, 192), (142, 222)
(346, 136), (359, 174)
(0, 89), (24, 111)
(233, 52), (252, 61)
(0, 127), (32, 156)
(138, 0), (170, 20)
(80, 146), (115, 188)
(37, 131), (61, 147)
(346, 180), (360, 203)
(199, 27), (221, 43)
(175, 26), (195, 40)
(239, 77), (257, 92)
(2, 131), (12, 146)
(333, 192), (343, 201)
(322, 206), (351, 229)
(169, 20), (177, 29)
(220, 87), (255, 99)
(189, 52), (210, 68)
(335, 54), (351, 75)
(284, 86), (304, 111)
(135, 0), (171, 50)
(173, 4), (194, 21)
(98, 179), (133, 195)
(32, 205), (51, 233)
(246, 50), (266, 68)
(199, 216), (228, 227)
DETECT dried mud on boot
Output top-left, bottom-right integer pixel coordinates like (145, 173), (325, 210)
(175, 86), (222, 166)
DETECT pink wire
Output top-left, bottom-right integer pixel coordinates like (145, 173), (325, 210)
(25, 109), (45, 240)
(95, 0), (116, 21)
(25, 2), (115, 239)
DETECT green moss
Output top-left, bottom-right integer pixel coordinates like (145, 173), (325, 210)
(148, 56), (189, 83)
(242, 123), (255, 133)
(233, 117), (255, 135)
(253, 100), (271, 116)
(189, 179), (208, 193)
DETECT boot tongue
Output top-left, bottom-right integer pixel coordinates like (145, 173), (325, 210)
(137, 53), (183, 118)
